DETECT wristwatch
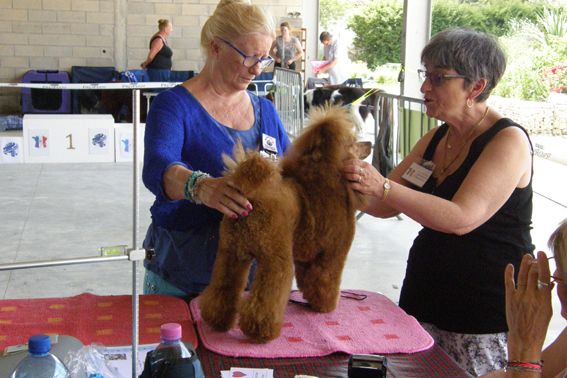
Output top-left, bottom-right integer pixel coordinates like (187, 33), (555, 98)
(382, 178), (391, 201)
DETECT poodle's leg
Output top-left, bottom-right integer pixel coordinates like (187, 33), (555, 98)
(199, 237), (252, 332)
(295, 242), (352, 313)
(238, 240), (294, 342)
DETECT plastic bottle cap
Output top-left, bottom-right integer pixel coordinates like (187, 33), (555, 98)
(160, 323), (182, 341)
(28, 334), (51, 355)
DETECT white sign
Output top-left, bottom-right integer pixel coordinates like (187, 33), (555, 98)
(114, 123), (145, 162)
(23, 114), (115, 163)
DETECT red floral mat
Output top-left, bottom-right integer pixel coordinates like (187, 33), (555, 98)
(0, 293), (197, 351)
(190, 290), (433, 358)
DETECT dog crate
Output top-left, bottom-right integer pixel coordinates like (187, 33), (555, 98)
(71, 66), (118, 114)
(21, 70), (71, 114)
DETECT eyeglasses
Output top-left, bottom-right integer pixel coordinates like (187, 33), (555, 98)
(547, 256), (565, 284)
(417, 69), (467, 87)
(218, 38), (274, 70)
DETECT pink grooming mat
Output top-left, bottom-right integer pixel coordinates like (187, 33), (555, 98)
(189, 290), (433, 358)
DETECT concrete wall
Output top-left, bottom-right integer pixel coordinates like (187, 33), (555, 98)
(0, 0), (304, 113)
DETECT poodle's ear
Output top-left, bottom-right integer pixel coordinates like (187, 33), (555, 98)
(355, 141), (372, 160)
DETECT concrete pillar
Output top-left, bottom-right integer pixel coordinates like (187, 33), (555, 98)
(400, 0), (432, 98)
(115, 0), (127, 71)
(302, 1), (319, 79)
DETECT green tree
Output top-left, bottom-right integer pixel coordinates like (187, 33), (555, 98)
(320, 0), (348, 30)
(348, 0), (404, 69)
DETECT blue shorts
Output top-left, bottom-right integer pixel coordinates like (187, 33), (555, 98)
(143, 268), (188, 298)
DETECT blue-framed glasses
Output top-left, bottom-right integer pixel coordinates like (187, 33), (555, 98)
(417, 69), (467, 87)
(218, 38), (274, 70)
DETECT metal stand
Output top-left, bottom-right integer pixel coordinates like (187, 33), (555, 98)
(131, 88), (141, 378)
(0, 81), (177, 378)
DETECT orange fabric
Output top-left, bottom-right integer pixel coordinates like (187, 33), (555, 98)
(0, 293), (197, 351)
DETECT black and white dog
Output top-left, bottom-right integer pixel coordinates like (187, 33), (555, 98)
(304, 86), (376, 134)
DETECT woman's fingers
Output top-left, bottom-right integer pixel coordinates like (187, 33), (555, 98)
(504, 263), (516, 295)
(343, 159), (366, 183)
(536, 251), (551, 286)
(516, 254), (533, 291)
(198, 177), (251, 218)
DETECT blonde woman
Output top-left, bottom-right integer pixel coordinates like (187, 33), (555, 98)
(141, 0), (290, 300)
(483, 219), (567, 377)
(141, 19), (173, 81)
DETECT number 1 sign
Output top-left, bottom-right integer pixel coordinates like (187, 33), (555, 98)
(23, 114), (115, 163)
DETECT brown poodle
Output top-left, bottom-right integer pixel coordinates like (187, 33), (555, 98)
(199, 106), (368, 342)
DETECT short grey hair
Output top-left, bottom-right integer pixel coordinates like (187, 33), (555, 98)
(421, 27), (506, 102)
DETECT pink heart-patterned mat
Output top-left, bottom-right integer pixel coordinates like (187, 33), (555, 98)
(190, 289), (433, 358)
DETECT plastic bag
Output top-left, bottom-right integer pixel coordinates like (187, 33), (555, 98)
(65, 344), (125, 378)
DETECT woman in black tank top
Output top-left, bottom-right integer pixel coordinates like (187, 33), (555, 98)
(141, 19), (173, 81)
(342, 28), (534, 376)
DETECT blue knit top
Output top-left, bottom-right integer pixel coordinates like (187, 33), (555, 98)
(141, 86), (290, 294)
(142, 85), (290, 230)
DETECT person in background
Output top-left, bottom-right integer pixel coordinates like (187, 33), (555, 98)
(141, 19), (173, 82)
(313, 31), (348, 85)
(270, 22), (303, 70)
(483, 219), (567, 378)
(141, 0), (290, 301)
(343, 27), (534, 376)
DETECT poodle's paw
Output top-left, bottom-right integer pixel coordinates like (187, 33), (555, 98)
(199, 292), (238, 332)
(238, 301), (282, 343)
(302, 290), (339, 313)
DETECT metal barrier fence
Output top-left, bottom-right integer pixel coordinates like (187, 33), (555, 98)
(0, 81), (178, 378)
(372, 92), (439, 167)
(272, 67), (304, 138)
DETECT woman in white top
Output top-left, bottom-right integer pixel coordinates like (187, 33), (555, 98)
(314, 31), (348, 85)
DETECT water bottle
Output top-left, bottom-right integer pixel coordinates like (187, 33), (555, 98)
(9, 334), (70, 378)
(150, 323), (193, 370)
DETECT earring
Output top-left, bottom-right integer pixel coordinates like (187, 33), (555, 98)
(466, 98), (473, 108)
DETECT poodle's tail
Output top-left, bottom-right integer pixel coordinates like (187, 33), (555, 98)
(222, 141), (280, 195)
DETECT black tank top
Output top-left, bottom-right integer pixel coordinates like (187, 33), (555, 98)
(147, 36), (173, 70)
(398, 118), (534, 334)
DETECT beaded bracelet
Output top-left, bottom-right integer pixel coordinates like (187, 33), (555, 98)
(183, 170), (210, 204)
(506, 360), (543, 374)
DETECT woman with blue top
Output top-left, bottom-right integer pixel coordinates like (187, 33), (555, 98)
(142, 0), (290, 301)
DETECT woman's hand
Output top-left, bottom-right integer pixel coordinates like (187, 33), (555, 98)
(343, 159), (388, 199)
(505, 251), (553, 362)
(196, 176), (252, 219)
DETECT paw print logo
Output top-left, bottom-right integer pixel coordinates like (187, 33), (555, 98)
(3, 142), (18, 157)
(92, 133), (107, 148)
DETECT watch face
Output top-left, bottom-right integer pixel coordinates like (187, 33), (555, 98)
(384, 181), (391, 189)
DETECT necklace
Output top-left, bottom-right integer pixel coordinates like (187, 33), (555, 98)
(440, 106), (489, 175)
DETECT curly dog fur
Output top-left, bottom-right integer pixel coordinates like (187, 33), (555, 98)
(199, 106), (367, 342)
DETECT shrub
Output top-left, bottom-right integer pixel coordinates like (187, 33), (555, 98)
(348, 0), (404, 69)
